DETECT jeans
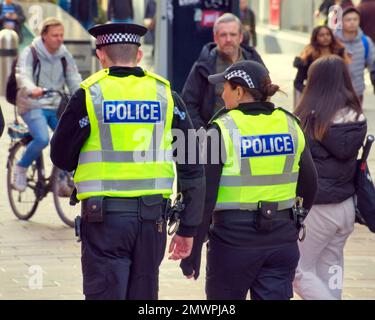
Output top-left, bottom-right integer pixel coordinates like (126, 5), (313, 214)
(18, 109), (58, 168)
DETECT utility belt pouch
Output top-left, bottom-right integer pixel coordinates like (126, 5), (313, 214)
(81, 196), (105, 223)
(256, 201), (278, 231)
(139, 194), (164, 221)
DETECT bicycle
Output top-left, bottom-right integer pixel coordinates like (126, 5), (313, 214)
(6, 89), (76, 228)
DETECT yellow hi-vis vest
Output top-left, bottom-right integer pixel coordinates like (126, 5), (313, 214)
(213, 108), (305, 211)
(74, 68), (175, 200)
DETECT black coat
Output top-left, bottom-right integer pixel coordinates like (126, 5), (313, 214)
(310, 120), (367, 204)
(181, 42), (266, 129)
(107, 0), (133, 20)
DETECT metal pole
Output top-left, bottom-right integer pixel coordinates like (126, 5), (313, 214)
(0, 29), (19, 96)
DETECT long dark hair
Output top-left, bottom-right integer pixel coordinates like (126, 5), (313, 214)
(294, 55), (362, 141)
(300, 26), (348, 64)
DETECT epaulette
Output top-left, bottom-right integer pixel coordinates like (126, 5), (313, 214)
(144, 69), (170, 87)
(277, 107), (301, 124)
(80, 69), (109, 89)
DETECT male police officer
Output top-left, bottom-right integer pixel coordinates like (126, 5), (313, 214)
(50, 23), (205, 300)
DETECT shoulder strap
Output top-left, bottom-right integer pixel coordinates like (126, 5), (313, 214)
(362, 35), (369, 62)
(144, 69), (171, 87)
(277, 107), (301, 125)
(29, 45), (41, 86)
(81, 69), (109, 89)
(61, 56), (67, 79)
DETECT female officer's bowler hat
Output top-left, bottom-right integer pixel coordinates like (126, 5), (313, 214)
(208, 61), (269, 90)
(89, 23), (148, 48)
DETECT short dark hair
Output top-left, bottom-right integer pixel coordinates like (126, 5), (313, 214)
(342, 7), (360, 18)
(100, 44), (138, 65)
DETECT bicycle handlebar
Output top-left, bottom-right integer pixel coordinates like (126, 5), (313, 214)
(42, 88), (67, 98)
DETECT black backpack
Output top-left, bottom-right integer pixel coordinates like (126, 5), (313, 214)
(6, 45), (67, 105)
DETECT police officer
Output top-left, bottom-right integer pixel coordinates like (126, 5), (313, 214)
(50, 23), (205, 300)
(181, 60), (318, 300)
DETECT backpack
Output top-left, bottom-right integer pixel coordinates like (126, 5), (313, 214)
(361, 34), (369, 64)
(5, 45), (67, 105)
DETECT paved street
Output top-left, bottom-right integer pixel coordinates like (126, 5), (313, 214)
(1, 49), (375, 300)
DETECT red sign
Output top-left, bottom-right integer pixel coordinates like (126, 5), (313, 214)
(201, 10), (223, 28)
(269, 0), (281, 29)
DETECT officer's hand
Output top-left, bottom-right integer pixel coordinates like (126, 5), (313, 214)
(168, 235), (193, 261)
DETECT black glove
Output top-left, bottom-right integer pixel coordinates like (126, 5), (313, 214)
(180, 242), (203, 280)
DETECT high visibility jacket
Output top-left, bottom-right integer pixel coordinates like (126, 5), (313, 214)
(74, 68), (175, 200)
(213, 108), (305, 211)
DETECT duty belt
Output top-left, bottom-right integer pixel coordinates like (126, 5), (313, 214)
(212, 209), (293, 224)
(81, 197), (168, 216)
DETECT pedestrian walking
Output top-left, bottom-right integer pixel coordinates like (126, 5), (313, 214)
(239, 0), (257, 47)
(358, 0), (375, 44)
(335, 7), (375, 102)
(71, 0), (98, 30)
(107, 0), (133, 23)
(182, 13), (266, 130)
(0, 0), (25, 42)
(50, 22), (205, 300)
(293, 25), (349, 107)
(293, 55), (367, 300)
(181, 60), (318, 300)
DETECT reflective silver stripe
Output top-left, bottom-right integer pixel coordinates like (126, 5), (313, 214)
(283, 115), (299, 173)
(76, 178), (174, 194)
(152, 81), (168, 152)
(78, 150), (174, 164)
(215, 199), (295, 211)
(219, 114), (244, 172)
(220, 172), (299, 187)
(90, 83), (113, 150)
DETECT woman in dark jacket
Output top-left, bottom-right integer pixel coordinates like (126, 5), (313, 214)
(293, 55), (367, 300)
(293, 26), (349, 107)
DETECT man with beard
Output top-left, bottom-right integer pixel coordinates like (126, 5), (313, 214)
(181, 13), (265, 130)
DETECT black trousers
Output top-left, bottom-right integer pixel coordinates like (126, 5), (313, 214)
(206, 238), (299, 300)
(81, 212), (167, 300)
(206, 212), (300, 300)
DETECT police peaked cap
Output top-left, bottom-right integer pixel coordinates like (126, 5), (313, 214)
(208, 61), (269, 90)
(89, 23), (148, 48)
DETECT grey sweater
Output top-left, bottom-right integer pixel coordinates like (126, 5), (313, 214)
(335, 28), (375, 96)
(15, 37), (82, 115)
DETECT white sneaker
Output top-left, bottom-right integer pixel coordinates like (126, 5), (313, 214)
(13, 165), (28, 192)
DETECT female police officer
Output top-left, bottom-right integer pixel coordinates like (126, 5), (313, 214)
(181, 60), (318, 300)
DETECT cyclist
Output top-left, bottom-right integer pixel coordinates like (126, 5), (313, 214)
(13, 17), (82, 192)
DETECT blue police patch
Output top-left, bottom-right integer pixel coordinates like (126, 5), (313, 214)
(103, 100), (162, 124)
(241, 134), (295, 158)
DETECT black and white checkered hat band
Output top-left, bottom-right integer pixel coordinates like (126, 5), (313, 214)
(225, 70), (255, 89)
(96, 33), (141, 46)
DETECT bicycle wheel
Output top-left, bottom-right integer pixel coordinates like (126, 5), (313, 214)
(51, 167), (76, 228)
(7, 142), (39, 220)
